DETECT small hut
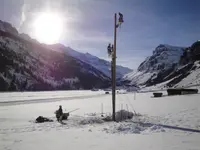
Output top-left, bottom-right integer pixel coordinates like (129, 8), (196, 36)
(153, 92), (163, 97)
(167, 88), (198, 96)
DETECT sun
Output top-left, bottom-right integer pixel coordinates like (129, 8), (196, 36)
(33, 12), (64, 44)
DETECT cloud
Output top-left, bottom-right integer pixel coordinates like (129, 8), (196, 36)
(19, 3), (28, 30)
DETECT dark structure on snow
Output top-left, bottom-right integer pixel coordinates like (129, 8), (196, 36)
(167, 88), (198, 96)
(35, 116), (53, 123)
(153, 92), (163, 97)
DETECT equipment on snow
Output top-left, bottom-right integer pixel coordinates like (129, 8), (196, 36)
(35, 116), (53, 123)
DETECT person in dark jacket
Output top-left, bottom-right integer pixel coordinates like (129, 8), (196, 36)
(56, 105), (63, 122)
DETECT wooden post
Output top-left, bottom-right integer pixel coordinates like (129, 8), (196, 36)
(112, 13), (117, 121)
(101, 103), (104, 117)
(134, 92), (136, 100)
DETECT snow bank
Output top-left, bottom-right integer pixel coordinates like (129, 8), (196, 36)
(115, 110), (134, 122)
(103, 121), (166, 134)
(104, 122), (145, 134)
(143, 125), (166, 133)
(79, 117), (104, 125)
(83, 110), (134, 122)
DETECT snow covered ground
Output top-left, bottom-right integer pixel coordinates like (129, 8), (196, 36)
(0, 91), (200, 150)
(0, 90), (105, 105)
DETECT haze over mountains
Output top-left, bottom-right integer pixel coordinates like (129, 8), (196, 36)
(1, 20), (200, 91)
(0, 20), (131, 91)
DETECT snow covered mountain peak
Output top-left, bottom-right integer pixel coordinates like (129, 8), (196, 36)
(153, 44), (184, 55)
(138, 44), (184, 72)
(123, 44), (185, 86)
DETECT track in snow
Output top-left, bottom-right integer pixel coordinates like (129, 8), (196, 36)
(0, 94), (108, 106)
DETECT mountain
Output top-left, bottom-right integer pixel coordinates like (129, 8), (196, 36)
(167, 41), (200, 88)
(0, 20), (18, 35)
(123, 41), (200, 90)
(48, 44), (132, 79)
(0, 20), (131, 91)
(123, 44), (185, 87)
(138, 44), (184, 72)
(19, 33), (38, 44)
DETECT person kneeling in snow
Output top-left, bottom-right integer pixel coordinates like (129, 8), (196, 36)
(55, 105), (64, 122)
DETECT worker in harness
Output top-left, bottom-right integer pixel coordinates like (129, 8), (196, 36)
(55, 105), (64, 122)
(55, 106), (79, 122)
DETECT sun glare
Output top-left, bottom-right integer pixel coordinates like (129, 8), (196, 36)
(33, 12), (64, 44)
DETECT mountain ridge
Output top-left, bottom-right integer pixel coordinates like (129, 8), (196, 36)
(123, 44), (185, 86)
(0, 20), (125, 91)
(0, 20), (132, 78)
(49, 44), (132, 79)
(123, 42), (200, 90)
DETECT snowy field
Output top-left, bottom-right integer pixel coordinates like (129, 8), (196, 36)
(0, 90), (105, 105)
(0, 90), (200, 150)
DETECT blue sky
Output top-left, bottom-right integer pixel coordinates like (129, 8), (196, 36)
(1, 0), (200, 69)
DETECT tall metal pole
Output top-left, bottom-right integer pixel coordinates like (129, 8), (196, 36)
(112, 13), (117, 121)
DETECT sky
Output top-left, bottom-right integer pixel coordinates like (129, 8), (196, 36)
(1, 0), (200, 69)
